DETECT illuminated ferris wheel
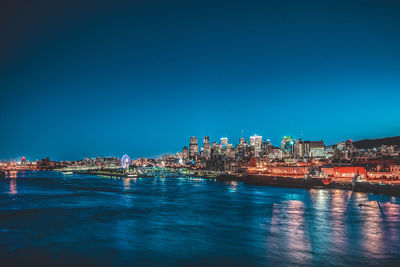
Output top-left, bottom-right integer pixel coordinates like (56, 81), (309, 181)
(121, 155), (130, 170)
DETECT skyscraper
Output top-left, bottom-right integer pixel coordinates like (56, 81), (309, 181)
(309, 141), (325, 158)
(189, 137), (199, 160)
(295, 139), (305, 157)
(182, 146), (189, 160)
(281, 136), (293, 149)
(203, 136), (211, 159)
(250, 134), (262, 156)
(220, 137), (228, 146)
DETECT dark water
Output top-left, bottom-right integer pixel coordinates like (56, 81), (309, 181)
(1, 171), (400, 266)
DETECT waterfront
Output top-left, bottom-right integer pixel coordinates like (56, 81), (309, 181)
(1, 171), (400, 266)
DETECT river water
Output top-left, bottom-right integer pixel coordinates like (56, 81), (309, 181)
(1, 171), (400, 266)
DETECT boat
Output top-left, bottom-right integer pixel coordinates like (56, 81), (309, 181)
(125, 172), (138, 178)
(352, 173), (366, 185)
(62, 171), (73, 175)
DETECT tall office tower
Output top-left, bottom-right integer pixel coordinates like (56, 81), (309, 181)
(250, 134), (262, 150)
(295, 139), (305, 157)
(262, 139), (272, 155)
(220, 137), (229, 146)
(203, 136), (210, 149)
(182, 146), (189, 160)
(281, 136), (295, 157)
(203, 136), (211, 159)
(189, 137), (199, 160)
(309, 141), (325, 158)
(239, 138), (245, 145)
(281, 136), (293, 150)
(250, 134), (263, 156)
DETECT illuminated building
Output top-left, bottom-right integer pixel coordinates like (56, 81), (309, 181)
(239, 138), (246, 145)
(391, 165), (400, 179)
(337, 142), (346, 151)
(261, 139), (272, 157)
(202, 136), (211, 159)
(236, 138), (250, 160)
(309, 141), (325, 158)
(281, 136), (293, 150)
(295, 139), (305, 157)
(281, 136), (294, 157)
(189, 137), (199, 160)
(182, 146), (189, 160)
(220, 137), (228, 146)
(250, 134), (262, 156)
(294, 139), (325, 158)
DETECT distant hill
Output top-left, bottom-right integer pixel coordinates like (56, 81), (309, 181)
(353, 136), (400, 149)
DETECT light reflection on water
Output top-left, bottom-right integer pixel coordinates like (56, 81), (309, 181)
(361, 201), (384, 258)
(8, 177), (17, 195)
(330, 190), (349, 257)
(0, 171), (400, 266)
(228, 181), (238, 193)
(123, 177), (137, 191)
(286, 200), (311, 264)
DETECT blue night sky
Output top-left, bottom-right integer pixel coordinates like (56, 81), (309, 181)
(1, 0), (400, 160)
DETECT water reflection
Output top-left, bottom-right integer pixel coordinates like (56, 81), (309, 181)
(268, 203), (280, 252)
(123, 178), (137, 191)
(381, 202), (400, 245)
(310, 189), (331, 256)
(286, 200), (311, 264)
(268, 200), (311, 264)
(9, 176), (17, 195)
(8, 171), (18, 178)
(228, 181), (238, 193)
(361, 201), (384, 258)
(330, 190), (348, 256)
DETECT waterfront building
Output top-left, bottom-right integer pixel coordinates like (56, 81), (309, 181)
(189, 137), (199, 161)
(391, 165), (400, 179)
(321, 166), (367, 179)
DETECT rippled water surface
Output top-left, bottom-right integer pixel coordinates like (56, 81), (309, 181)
(1, 171), (400, 266)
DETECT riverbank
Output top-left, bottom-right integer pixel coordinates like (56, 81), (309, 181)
(242, 174), (400, 197)
(74, 170), (154, 178)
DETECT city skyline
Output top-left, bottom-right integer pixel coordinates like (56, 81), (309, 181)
(1, 0), (400, 160)
(2, 132), (399, 162)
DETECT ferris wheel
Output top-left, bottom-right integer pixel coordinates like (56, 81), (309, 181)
(121, 155), (130, 170)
